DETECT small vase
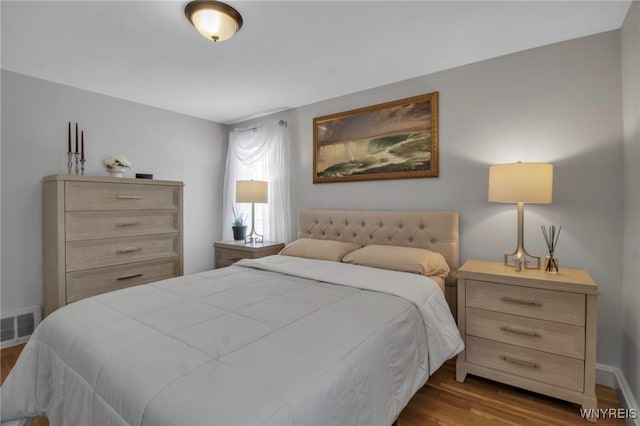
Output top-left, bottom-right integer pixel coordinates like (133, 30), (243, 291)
(108, 166), (127, 178)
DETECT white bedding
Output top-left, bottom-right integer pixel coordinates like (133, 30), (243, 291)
(1, 255), (463, 426)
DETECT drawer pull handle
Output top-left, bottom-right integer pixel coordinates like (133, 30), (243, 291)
(116, 195), (143, 200)
(500, 355), (539, 369)
(117, 247), (142, 254)
(500, 326), (541, 338)
(500, 296), (542, 307)
(116, 221), (141, 227)
(117, 273), (143, 281)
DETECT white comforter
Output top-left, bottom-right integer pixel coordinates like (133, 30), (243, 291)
(1, 256), (463, 426)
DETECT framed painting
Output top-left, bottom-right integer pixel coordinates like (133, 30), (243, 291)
(313, 92), (439, 184)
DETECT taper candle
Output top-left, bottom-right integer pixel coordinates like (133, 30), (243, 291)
(75, 123), (79, 153)
(81, 131), (85, 160)
(68, 122), (71, 152)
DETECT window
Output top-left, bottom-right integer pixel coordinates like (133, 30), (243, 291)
(222, 120), (291, 243)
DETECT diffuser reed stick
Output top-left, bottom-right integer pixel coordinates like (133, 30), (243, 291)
(541, 225), (561, 273)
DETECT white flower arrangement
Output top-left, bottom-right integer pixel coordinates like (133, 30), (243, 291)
(103, 155), (132, 171)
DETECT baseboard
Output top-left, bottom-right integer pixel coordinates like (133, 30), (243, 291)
(597, 363), (617, 388)
(597, 363), (639, 425)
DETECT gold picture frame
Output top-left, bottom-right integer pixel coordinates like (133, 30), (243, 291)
(313, 92), (439, 184)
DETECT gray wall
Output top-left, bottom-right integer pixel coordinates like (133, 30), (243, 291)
(621, 1), (640, 401)
(243, 31), (625, 368)
(1, 70), (228, 312)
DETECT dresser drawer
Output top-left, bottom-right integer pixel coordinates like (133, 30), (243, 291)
(66, 210), (180, 241)
(66, 258), (181, 303)
(65, 181), (180, 211)
(66, 234), (180, 271)
(466, 308), (585, 359)
(466, 280), (585, 326)
(466, 336), (585, 392)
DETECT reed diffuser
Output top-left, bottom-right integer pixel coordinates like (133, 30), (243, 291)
(541, 225), (561, 273)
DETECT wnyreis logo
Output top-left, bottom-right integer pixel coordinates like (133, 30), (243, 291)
(580, 408), (638, 420)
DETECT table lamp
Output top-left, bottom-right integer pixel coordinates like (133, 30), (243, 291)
(488, 162), (553, 269)
(236, 180), (268, 244)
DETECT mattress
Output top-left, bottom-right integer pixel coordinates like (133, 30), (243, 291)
(1, 255), (463, 426)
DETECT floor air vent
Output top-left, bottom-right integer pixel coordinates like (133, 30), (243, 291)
(1, 306), (41, 348)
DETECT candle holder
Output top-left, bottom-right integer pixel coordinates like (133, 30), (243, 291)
(67, 152), (73, 174)
(74, 152), (80, 175)
(80, 159), (86, 175)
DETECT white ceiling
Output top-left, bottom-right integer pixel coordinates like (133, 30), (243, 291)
(1, 1), (632, 124)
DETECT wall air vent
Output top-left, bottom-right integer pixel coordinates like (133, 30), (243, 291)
(0, 306), (41, 348)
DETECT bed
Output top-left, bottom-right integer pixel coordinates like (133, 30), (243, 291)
(1, 210), (463, 426)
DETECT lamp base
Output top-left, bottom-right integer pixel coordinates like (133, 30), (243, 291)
(245, 232), (263, 244)
(503, 201), (541, 270)
(245, 202), (263, 244)
(504, 251), (541, 270)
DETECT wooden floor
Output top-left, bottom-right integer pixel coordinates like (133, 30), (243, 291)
(398, 362), (625, 425)
(2, 344), (625, 425)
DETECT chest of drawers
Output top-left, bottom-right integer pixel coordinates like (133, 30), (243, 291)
(43, 175), (184, 315)
(455, 260), (599, 421)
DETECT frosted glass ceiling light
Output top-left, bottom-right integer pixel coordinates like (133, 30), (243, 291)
(185, 1), (243, 42)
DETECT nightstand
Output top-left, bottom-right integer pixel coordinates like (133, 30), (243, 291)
(213, 241), (285, 269)
(455, 259), (599, 421)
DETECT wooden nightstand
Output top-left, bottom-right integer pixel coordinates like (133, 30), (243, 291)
(213, 241), (285, 269)
(455, 259), (599, 421)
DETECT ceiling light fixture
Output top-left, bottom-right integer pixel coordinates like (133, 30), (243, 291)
(185, 1), (243, 42)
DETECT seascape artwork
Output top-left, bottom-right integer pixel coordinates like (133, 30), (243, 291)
(313, 92), (438, 183)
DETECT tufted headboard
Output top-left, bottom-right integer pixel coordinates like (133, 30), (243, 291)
(297, 210), (459, 313)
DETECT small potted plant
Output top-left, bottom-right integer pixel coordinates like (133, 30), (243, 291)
(231, 206), (247, 241)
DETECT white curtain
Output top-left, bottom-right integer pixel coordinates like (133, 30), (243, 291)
(222, 120), (292, 243)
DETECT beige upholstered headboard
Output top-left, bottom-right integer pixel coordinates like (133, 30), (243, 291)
(297, 210), (459, 313)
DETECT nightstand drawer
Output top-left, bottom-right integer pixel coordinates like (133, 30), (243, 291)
(466, 280), (585, 326)
(214, 241), (285, 269)
(466, 336), (585, 392)
(466, 308), (585, 359)
(216, 248), (251, 268)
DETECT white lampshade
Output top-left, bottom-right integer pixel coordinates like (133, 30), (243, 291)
(185, 1), (243, 42)
(236, 180), (268, 203)
(489, 162), (553, 204)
